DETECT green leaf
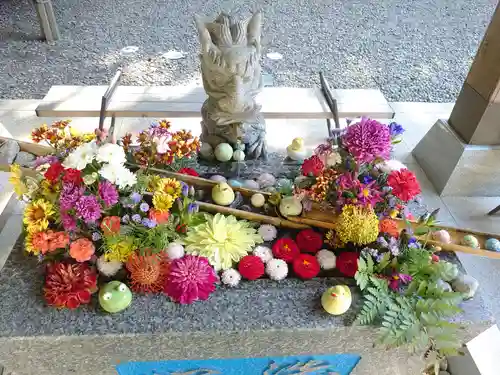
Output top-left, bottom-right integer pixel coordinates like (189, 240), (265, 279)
(357, 257), (367, 272)
(367, 256), (374, 273)
(414, 227), (430, 236)
(375, 253), (391, 272)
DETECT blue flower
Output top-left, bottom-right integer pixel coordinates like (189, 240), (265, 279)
(187, 202), (199, 214)
(132, 214), (142, 223)
(122, 214), (130, 223)
(130, 192), (142, 204)
(181, 182), (189, 197)
(362, 175), (374, 184)
(377, 236), (388, 247)
(388, 122), (405, 137)
(140, 202), (150, 212)
(141, 218), (157, 228)
(92, 232), (102, 241)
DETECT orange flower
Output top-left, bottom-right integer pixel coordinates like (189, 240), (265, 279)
(69, 238), (95, 262)
(100, 216), (121, 236)
(379, 218), (400, 238)
(48, 231), (70, 251)
(32, 232), (51, 254)
(149, 209), (170, 224)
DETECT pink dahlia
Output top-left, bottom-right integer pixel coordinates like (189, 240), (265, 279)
(59, 183), (84, 211)
(342, 117), (391, 163)
(75, 195), (102, 223)
(164, 255), (218, 304)
(98, 180), (119, 206)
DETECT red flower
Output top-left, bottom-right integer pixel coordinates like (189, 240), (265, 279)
(176, 224), (187, 234)
(178, 167), (199, 177)
(379, 218), (400, 238)
(63, 169), (83, 185)
(272, 238), (300, 263)
(293, 254), (320, 279)
(43, 262), (98, 309)
(301, 155), (324, 177)
(336, 252), (359, 277)
(238, 255), (265, 280)
(44, 162), (64, 182)
(149, 209), (170, 225)
(296, 229), (323, 253)
(387, 169), (421, 202)
(100, 216), (121, 236)
(431, 254), (440, 263)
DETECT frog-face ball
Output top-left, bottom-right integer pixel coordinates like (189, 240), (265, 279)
(99, 281), (132, 313)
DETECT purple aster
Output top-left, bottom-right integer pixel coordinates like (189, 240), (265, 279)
(61, 212), (77, 231)
(34, 155), (59, 168)
(122, 214), (130, 223)
(388, 237), (400, 256)
(342, 117), (391, 163)
(388, 122), (405, 137)
(129, 192), (142, 204)
(377, 236), (389, 247)
(98, 181), (119, 206)
(140, 202), (150, 212)
(59, 183), (84, 211)
(141, 218), (157, 228)
(92, 232), (102, 241)
(75, 195), (102, 223)
(131, 214), (141, 223)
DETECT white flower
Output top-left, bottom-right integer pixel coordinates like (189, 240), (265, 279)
(253, 245), (273, 263)
(153, 136), (170, 154)
(96, 255), (123, 277)
(114, 165), (137, 189)
(325, 151), (342, 167)
(317, 249), (336, 270)
(221, 268), (241, 287)
(99, 163), (119, 184)
(63, 141), (98, 170)
(96, 143), (126, 165)
(258, 224), (278, 242)
(266, 259), (288, 281)
(166, 243), (185, 260)
(376, 159), (407, 174)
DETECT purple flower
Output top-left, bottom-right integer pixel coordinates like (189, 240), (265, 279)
(362, 247), (379, 257)
(122, 214), (130, 223)
(75, 195), (102, 223)
(375, 254), (384, 263)
(92, 232), (102, 241)
(141, 218), (157, 228)
(187, 203), (199, 214)
(149, 121), (171, 137)
(59, 183), (84, 211)
(98, 181), (119, 206)
(61, 212), (77, 231)
(399, 274), (412, 283)
(140, 202), (150, 212)
(37, 253), (45, 263)
(377, 236), (389, 247)
(362, 175), (374, 184)
(131, 214), (141, 223)
(388, 237), (400, 256)
(342, 117), (391, 163)
(388, 122), (405, 137)
(35, 155), (59, 168)
(129, 192), (142, 204)
(181, 182), (189, 197)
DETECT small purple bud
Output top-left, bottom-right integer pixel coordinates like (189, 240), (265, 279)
(187, 203), (199, 214)
(181, 182), (189, 197)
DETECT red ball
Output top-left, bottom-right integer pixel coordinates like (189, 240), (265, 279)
(272, 238), (300, 263)
(238, 255), (265, 280)
(296, 229), (323, 253)
(336, 252), (359, 277)
(293, 254), (320, 280)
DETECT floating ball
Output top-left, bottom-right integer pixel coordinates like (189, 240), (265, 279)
(485, 238), (500, 252)
(321, 285), (352, 315)
(214, 143), (233, 162)
(221, 269), (241, 287)
(462, 234), (480, 249)
(266, 258), (288, 281)
(228, 179), (243, 188)
(251, 193), (266, 208)
(431, 230), (451, 244)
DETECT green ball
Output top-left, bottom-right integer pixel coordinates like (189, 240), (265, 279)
(461, 235), (480, 249)
(99, 281), (132, 313)
(214, 143), (233, 162)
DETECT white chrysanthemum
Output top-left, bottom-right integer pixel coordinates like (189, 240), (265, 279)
(63, 141), (98, 170)
(96, 255), (123, 277)
(253, 245), (273, 263)
(266, 258), (288, 281)
(114, 165), (137, 189)
(96, 143), (126, 165)
(317, 249), (336, 270)
(166, 243), (185, 260)
(325, 151), (342, 167)
(221, 268), (241, 287)
(258, 224), (278, 241)
(376, 159), (407, 174)
(99, 163), (119, 184)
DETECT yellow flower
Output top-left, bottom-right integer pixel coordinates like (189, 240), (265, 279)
(9, 164), (27, 197)
(23, 199), (55, 234)
(146, 175), (162, 192)
(104, 236), (135, 262)
(152, 192), (175, 212)
(41, 180), (60, 202)
(336, 205), (379, 246)
(25, 232), (39, 255)
(157, 178), (181, 198)
(82, 132), (97, 143)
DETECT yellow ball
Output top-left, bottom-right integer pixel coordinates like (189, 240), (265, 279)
(321, 285), (352, 315)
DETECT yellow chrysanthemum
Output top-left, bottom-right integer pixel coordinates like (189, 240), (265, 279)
(23, 199), (55, 234)
(40, 180), (60, 202)
(146, 175), (162, 192)
(152, 192), (175, 212)
(9, 164), (27, 197)
(104, 236), (135, 262)
(336, 204), (379, 246)
(25, 232), (38, 255)
(157, 178), (181, 198)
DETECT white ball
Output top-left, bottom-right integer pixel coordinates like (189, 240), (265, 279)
(166, 243), (185, 260)
(96, 255), (123, 277)
(253, 245), (273, 263)
(258, 224), (278, 241)
(221, 268), (241, 287)
(251, 193), (266, 208)
(214, 143), (233, 162)
(266, 258), (288, 281)
(257, 173), (276, 189)
(317, 249), (336, 270)
(243, 179), (260, 190)
(233, 149), (245, 161)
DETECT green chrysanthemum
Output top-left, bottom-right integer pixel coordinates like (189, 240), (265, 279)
(184, 213), (263, 271)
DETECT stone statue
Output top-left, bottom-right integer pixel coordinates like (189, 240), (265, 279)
(195, 12), (268, 160)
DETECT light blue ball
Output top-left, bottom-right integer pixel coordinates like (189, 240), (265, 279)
(228, 179), (243, 188)
(485, 238), (500, 252)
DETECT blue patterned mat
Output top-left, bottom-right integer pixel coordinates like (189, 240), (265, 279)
(116, 354), (361, 375)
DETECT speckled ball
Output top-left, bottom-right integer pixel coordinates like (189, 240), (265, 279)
(221, 268), (241, 287)
(431, 230), (451, 244)
(258, 224), (278, 241)
(166, 243), (185, 260)
(266, 258), (288, 281)
(253, 245), (274, 263)
(462, 235), (480, 249)
(316, 249), (337, 270)
(485, 238), (500, 252)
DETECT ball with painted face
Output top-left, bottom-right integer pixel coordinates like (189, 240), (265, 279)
(99, 281), (132, 313)
(321, 285), (352, 315)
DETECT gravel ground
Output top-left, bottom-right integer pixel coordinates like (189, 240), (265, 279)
(0, 0), (497, 101)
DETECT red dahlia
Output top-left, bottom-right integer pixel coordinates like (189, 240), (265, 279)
(178, 167), (199, 177)
(272, 238), (300, 263)
(44, 162), (64, 182)
(293, 254), (320, 279)
(63, 168), (83, 185)
(301, 155), (324, 177)
(44, 261), (98, 309)
(296, 229), (323, 253)
(387, 168), (421, 202)
(336, 252), (359, 277)
(238, 255), (265, 280)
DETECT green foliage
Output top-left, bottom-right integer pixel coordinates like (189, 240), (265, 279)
(121, 219), (181, 255)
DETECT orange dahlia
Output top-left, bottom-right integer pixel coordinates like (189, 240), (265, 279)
(379, 218), (400, 238)
(126, 251), (170, 293)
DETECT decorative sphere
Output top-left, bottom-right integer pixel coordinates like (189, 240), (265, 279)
(214, 143), (233, 162)
(99, 281), (132, 313)
(166, 243), (185, 260)
(210, 175), (227, 183)
(253, 245), (274, 263)
(200, 143), (215, 160)
(228, 179), (243, 188)
(242, 179), (260, 190)
(221, 269), (241, 287)
(212, 182), (235, 206)
(257, 173), (276, 189)
(432, 230), (452, 244)
(251, 193), (266, 208)
(462, 234), (480, 249)
(485, 238), (500, 252)
(232, 149), (245, 161)
(317, 249), (336, 270)
(258, 224), (278, 241)
(266, 258), (288, 281)
(279, 196), (302, 217)
(321, 285), (352, 315)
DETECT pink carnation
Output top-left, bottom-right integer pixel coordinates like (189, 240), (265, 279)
(342, 117), (391, 163)
(164, 255), (218, 304)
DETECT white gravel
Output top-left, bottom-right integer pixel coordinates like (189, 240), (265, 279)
(0, 0), (496, 101)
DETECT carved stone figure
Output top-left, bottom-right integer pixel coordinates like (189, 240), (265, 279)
(195, 12), (268, 159)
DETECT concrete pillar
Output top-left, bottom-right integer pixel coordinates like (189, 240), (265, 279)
(412, 1), (500, 196)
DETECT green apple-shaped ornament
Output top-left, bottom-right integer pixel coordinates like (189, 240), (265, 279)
(99, 281), (132, 313)
(214, 143), (233, 162)
(321, 285), (352, 315)
(279, 196), (303, 216)
(212, 182), (235, 206)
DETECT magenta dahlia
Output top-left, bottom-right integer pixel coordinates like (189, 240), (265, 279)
(164, 255), (218, 304)
(75, 195), (102, 223)
(98, 180), (119, 206)
(342, 117), (391, 163)
(59, 182), (84, 211)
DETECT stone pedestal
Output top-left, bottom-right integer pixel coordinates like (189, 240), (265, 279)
(412, 119), (500, 196)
